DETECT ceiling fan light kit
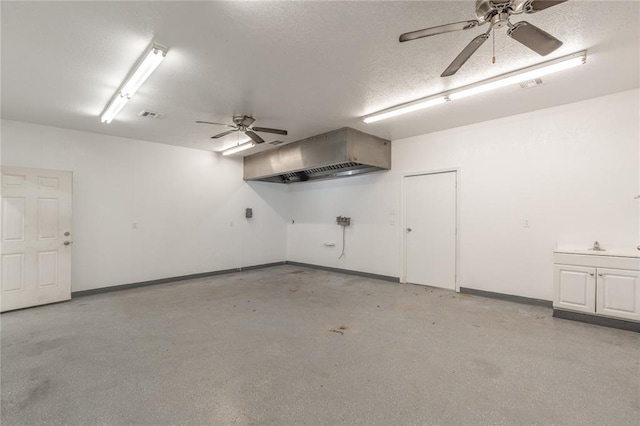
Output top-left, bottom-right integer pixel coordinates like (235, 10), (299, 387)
(363, 50), (586, 124)
(101, 43), (168, 124)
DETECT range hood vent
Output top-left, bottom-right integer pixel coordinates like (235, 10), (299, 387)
(244, 127), (391, 184)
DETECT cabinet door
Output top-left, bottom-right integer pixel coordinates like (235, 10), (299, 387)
(554, 265), (596, 313)
(596, 268), (640, 322)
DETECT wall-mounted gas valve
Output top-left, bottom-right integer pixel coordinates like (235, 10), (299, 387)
(336, 216), (351, 226)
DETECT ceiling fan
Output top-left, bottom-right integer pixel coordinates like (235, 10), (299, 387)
(399, 0), (568, 77)
(196, 114), (288, 144)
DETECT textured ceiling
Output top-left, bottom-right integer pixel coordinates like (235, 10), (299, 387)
(1, 1), (639, 156)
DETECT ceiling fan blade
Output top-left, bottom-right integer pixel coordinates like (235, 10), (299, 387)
(239, 116), (256, 127)
(196, 120), (233, 127)
(210, 129), (237, 139)
(399, 20), (480, 42)
(251, 127), (288, 136)
(245, 131), (265, 144)
(525, 0), (568, 13)
(441, 33), (490, 77)
(508, 21), (562, 56)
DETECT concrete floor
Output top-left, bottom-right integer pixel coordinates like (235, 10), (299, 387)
(1, 265), (639, 425)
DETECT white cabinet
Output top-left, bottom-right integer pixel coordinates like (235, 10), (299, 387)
(554, 265), (596, 314)
(596, 268), (640, 322)
(553, 251), (640, 323)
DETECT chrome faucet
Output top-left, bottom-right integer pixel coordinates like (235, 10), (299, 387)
(591, 241), (604, 251)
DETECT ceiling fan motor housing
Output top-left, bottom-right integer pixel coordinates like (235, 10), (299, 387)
(233, 114), (255, 128)
(476, 0), (530, 23)
(491, 12), (511, 28)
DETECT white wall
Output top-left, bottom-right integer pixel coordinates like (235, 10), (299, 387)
(1, 120), (288, 291)
(288, 89), (640, 300)
(287, 172), (401, 278)
(2, 89), (638, 299)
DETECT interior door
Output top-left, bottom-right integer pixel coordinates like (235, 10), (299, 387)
(404, 171), (457, 290)
(1, 167), (73, 312)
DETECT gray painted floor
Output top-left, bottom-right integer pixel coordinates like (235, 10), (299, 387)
(1, 265), (639, 425)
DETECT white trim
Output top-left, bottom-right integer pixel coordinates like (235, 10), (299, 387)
(400, 168), (460, 292)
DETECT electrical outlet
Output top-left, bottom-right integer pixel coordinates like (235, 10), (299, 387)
(522, 219), (531, 228)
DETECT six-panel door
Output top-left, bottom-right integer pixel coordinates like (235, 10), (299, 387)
(1, 167), (73, 312)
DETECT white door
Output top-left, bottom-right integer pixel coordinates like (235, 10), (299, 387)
(1, 167), (73, 312)
(553, 264), (596, 314)
(596, 268), (640, 321)
(404, 171), (457, 290)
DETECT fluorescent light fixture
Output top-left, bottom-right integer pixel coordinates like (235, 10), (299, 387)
(449, 54), (586, 101)
(222, 140), (256, 156)
(100, 94), (129, 124)
(363, 97), (447, 124)
(100, 43), (168, 124)
(363, 51), (587, 123)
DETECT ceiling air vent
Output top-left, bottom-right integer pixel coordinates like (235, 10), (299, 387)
(138, 110), (164, 119)
(268, 140), (285, 146)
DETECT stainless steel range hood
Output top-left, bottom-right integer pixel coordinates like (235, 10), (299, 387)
(244, 127), (391, 183)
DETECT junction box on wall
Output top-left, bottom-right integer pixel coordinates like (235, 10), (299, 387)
(336, 216), (351, 226)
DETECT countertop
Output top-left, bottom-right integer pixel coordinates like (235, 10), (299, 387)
(554, 246), (640, 258)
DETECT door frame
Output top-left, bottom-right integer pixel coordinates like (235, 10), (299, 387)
(400, 168), (460, 291)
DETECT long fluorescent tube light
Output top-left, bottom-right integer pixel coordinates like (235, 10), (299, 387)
(362, 51), (587, 124)
(364, 97), (447, 124)
(449, 54), (586, 100)
(222, 140), (256, 156)
(100, 94), (129, 125)
(101, 43), (168, 124)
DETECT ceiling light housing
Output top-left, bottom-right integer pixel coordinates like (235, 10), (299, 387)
(100, 43), (168, 124)
(363, 97), (448, 124)
(362, 51), (587, 124)
(222, 140), (256, 156)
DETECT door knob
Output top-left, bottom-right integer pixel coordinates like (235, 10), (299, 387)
(64, 241), (73, 246)
(589, 273), (594, 276)
(406, 228), (412, 232)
